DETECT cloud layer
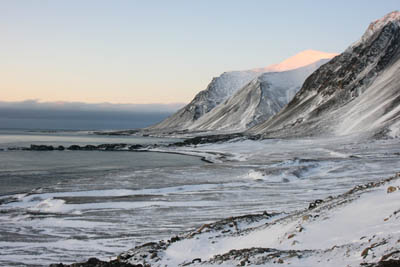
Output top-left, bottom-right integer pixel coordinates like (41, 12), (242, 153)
(0, 100), (185, 130)
(0, 100), (185, 113)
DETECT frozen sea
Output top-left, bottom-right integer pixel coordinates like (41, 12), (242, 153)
(0, 129), (399, 266)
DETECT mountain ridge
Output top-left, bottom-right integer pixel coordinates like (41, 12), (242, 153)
(187, 59), (330, 133)
(146, 50), (336, 134)
(248, 11), (400, 138)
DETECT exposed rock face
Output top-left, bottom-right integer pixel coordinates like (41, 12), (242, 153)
(188, 59), (330, 132)
(249, 11), (400, 138)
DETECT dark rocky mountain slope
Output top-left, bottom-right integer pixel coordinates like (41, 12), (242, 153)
(249, 11), (400, 139)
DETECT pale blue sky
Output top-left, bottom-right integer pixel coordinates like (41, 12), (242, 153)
(0, 1), (398, 104)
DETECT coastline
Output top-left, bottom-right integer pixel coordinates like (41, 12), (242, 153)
(2, 136), (239, 164)
(46, 135), (400, 267)
(51, 172), (400, 267)
(2, 132), (400, 266)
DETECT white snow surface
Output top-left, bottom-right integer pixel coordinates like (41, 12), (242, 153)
(129, 172), (400, 266)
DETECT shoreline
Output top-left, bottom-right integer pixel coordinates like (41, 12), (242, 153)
(2, 140), (237, 164)
(51, 172), (400, 267)
(2, 133), (400, 266)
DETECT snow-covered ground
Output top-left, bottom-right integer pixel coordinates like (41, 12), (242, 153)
(106, 136), (400, 267)
(155, 174), (400, 267)
(117, 171), (400, 266)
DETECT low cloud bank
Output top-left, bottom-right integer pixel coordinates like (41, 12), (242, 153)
(0, 100), (185, 130)
(0, 100), (185, 113)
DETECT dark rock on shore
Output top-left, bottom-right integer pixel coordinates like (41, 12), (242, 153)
(9, 143), (147, 152)
(170, 133), (245, 147)
(117, 241), (168, 266)
(6, 147), (20, 150)
(68, 145), (81, 150)
(16, 145), (67, 151)
(200, 157), (213, 163)
(49, 257), (144, 267)
(205, 247), (312, 266)
(97, 143), (128, 151)
(83, 145), (97, 151)
(30, 144), (54, 151)
(10, 132), (257, 153)
(67, 144), (129, 151)
(93, 130), (141, 136)
(308, 199), (323, 210)
(362, 259), (400, 267)
(128, 144), (143, 150)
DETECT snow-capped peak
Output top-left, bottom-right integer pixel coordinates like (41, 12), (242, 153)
(253, 50), (337, 73)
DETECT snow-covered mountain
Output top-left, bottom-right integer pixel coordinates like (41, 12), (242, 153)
(249, 11), (400, 138)
(146, 71), (259, 132)
(147, 50), (336, 134)
(187, 59), (330, 132)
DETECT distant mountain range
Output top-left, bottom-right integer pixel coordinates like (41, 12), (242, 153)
(146, 11), (400, 139)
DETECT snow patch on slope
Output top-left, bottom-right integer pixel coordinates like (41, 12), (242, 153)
(254, 50), (337, 72)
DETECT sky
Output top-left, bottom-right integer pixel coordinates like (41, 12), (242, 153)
(0, 0), (399, 106)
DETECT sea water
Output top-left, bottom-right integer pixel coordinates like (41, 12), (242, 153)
(1, 130), (400, 266)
